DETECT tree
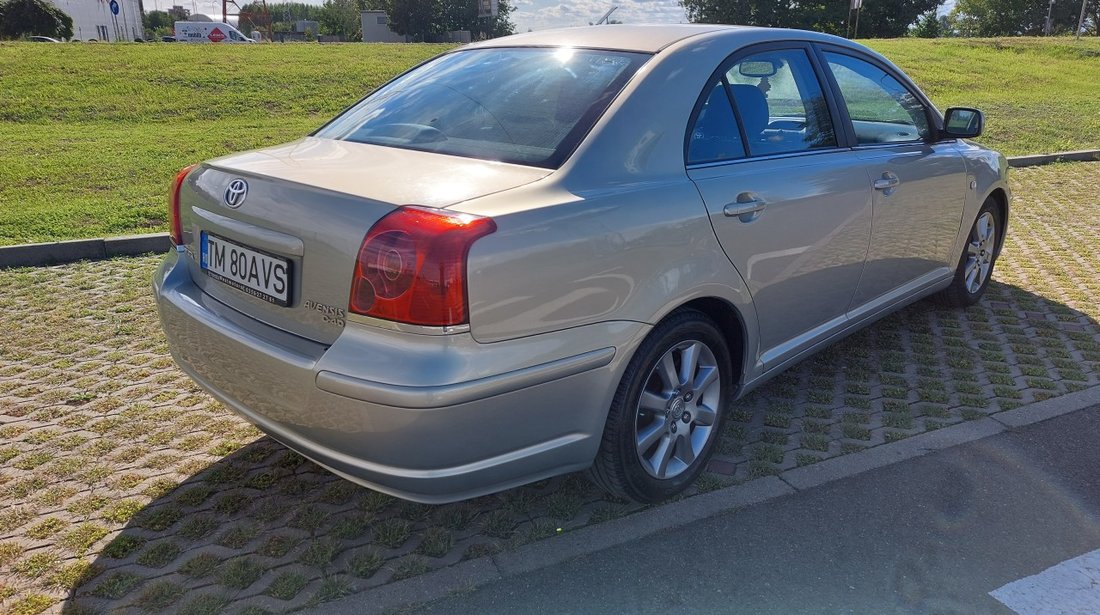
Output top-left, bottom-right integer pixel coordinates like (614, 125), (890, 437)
(948, 0), (1080, 36)
(321, 0), (361, 39)
(911, 9), (941, 37)
(0, 0), (73, 39)
(680, 0), (940, 38)
(382, 0), (514, 41)
(143, 9), (174, 38)
(383, 0), (442, 41)
(241, 2), (324, 33)
(144, 9), (172, 30)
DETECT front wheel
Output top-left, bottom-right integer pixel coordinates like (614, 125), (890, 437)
(589, 309), (732, 503)
(936, 198), (1002, 308)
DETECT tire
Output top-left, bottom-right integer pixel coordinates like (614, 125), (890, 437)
(936, 198), (1002, 308)
(589, 309), (733, 503)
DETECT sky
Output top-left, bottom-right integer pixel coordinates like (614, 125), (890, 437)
(145, 0), (954, 34)
(143, 0), (689, 33)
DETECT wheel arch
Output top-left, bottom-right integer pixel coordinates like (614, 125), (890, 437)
(672, 296), (748, 396)
(985, 186), (1010, 258)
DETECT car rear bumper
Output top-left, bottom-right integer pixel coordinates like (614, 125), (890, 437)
(153, 249), (648, 502)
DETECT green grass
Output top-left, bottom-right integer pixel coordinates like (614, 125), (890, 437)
(0, 37), (1097, 245)
(863, 37), (1100, 156)
(0, 42), (450, 245)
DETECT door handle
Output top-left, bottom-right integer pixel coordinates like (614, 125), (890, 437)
(873, 173), (900, 192)
(723, 194), (767, 221)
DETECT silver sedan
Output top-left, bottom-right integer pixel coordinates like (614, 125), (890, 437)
(154, 25), (1010, 503)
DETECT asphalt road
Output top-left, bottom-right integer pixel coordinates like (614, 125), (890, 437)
(414, 406), (1100, 614)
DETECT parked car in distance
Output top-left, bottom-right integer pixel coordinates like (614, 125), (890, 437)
(30, 36), (61, 42)
(160, 36), (177, 42)
(155, 25), (1009, 504)
(174, 21), (253, 43)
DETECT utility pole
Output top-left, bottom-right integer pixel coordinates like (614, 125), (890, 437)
(1076, 0), (1088, 40)
(1044, 0), (1055, 35)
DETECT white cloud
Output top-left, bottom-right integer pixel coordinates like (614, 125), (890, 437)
(147, 0), (688, 35)
(515, 0), (688, 32)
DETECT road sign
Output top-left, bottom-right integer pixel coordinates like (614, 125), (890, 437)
(109, 0), (119, 15)
(208, 27), (226, 42)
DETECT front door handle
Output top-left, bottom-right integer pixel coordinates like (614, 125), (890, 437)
(723, 193), (767, 221)
(873, 172), (900, 192)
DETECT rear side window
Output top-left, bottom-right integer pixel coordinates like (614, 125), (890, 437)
(316, 48), (649, 169)
(824, 52), (931, 145)
(687, 80), (746, 165)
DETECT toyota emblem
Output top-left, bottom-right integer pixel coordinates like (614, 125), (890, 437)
(224, 179), (248, 208)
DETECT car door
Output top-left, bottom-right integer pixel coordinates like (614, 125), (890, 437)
(818, 47), (968, 310)
(687, 44), (873, 370)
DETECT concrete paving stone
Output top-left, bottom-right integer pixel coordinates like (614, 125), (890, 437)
(0, 162), (1097, 614)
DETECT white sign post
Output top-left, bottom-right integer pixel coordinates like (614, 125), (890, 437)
(847, 0), (863, 38)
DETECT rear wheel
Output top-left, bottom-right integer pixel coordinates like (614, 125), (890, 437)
(936, 198), (1002, 308)
(589, 309), (732, 503)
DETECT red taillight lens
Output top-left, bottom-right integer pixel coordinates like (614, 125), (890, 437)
(350, 206), (496, 327)
(170, 164), (198, 246)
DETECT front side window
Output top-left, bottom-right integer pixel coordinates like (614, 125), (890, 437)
(725, 49), (837, 156)
(316, 48), (649, 168)
(824, 52), (931, 145)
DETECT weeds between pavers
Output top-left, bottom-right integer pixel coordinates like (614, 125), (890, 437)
(0, 163), (1098, 613)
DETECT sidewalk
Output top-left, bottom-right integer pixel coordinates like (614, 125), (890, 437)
(409, 404), (1100, 614)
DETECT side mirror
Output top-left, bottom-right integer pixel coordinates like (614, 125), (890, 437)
(942, 107), (983, 139)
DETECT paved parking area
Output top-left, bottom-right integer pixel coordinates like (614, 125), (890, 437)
(1, 162), (1098, 614)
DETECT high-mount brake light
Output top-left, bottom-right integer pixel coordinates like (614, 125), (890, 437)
(349, 206), (496, 327)
(170, 164), (198, 246)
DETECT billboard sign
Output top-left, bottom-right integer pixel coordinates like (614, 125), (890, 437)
(478, 0), (499, 18)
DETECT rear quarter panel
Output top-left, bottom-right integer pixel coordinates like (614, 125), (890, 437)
(462, 179), (754, 345)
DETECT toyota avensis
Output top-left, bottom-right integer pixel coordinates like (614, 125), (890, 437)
(154, 25), (1010, 504)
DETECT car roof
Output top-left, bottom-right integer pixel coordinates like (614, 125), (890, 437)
(464, 24), (751, 54)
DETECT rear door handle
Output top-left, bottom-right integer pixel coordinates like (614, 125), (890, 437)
(873, 173), (900, 191)
(723, 193), (767, 221)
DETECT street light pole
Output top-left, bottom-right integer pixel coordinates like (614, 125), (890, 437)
(1044, 0), (1055, 35)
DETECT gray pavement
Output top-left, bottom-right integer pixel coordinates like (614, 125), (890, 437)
(413, 406), (1100, 614)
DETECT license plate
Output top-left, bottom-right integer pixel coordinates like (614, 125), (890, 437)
(200, 232), (291, 306)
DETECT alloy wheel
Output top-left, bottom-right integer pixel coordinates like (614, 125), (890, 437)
(634, 340), (723, 479)
(965, 211), (996, 294)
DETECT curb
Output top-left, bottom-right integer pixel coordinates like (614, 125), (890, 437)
(0, 233), (170, 269)
(1007, 149), (1100, 168)
(1, 151), (1098, 270)
(313, 384), (1100, 615)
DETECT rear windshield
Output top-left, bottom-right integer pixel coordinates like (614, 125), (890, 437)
(315, 47), (650, 169)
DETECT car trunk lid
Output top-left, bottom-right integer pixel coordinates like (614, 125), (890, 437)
(177, 137), (550, 345)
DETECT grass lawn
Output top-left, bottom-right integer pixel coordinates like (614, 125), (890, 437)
(1, 37), (1098, 245)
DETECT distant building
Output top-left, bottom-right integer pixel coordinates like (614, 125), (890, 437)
(360, 11), (403, 42)
(166, 5), (190, 21)
(295, 20), (319, 35)
(51, 0), (144, 41)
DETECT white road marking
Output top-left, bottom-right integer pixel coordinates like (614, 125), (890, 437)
(990, 548), (1100, 614)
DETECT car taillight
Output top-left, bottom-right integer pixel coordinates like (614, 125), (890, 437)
(170, 164), (198, 246)
(350, 206), (496, 327)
